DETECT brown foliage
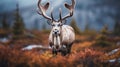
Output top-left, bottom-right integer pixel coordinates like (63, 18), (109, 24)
(0, 31), (120, 67)
(0, 45), (110, 67)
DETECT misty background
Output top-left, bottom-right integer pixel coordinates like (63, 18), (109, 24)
(0, 0), (120, 31)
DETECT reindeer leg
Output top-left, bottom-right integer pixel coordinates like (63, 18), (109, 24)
(67, 42), (73, 54)
(49, 42), (53, 48)
(60, 44), (68, 56)
(52, 47), (58, 55)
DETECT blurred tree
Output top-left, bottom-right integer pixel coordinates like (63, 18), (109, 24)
(41, 21), (50, 33)
(94, 35), (111, 47)
(0, 14), (10, 37)
(42, 22), (47, 30)
(12, 4), (25, 35)
(84, 13), (90, 33)
(70, 19), (81, 34)
(93, 25), (111, 47)
(34, 19), (39, 30)
(100, 24), (109, 35)
(2, 14), (9, 30)
(84, 22), (89, 32)
(84, 22), (91, 34)
(114, 20), (120, 36)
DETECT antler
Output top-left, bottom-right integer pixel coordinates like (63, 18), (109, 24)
(37, 0), (53, 21)
(59, 0), (75, 21)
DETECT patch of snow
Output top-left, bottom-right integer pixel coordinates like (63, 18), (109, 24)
(22, 44), (51, 50)
(108, 48), (120, 55)
(22, 45), (42, 50)
(0, 38), (9, 43)
(108, 58), (120, 63)
(108, 59), (116, 63)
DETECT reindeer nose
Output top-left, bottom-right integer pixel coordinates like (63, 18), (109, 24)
(55, 32), (57, 34)
(54, 29), (59, 34)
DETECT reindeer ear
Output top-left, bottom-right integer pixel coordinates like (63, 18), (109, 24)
(64, 19), (67, 24)
(61, 19), (67, 25)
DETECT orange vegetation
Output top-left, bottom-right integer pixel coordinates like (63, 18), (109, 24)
(0, 31), (120, 67)
(0, 45), (106, 67)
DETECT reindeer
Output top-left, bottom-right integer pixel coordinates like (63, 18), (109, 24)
(37, 0), (75, 55)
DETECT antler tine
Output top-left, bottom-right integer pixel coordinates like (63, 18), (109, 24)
(59, 8), (62, 22)
(37, 0), (52, 21)
(61, 0), (75, 21)
(51, 7), (54, 21)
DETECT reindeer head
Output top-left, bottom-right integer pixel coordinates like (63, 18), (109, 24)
(37, 0), (75, 36)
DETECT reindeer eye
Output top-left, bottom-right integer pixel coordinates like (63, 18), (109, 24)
(58, 24), (60, 26)
(58, 24), (61, 26)
(52, 24), (55, 26)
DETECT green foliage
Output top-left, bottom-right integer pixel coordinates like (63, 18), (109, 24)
(101, 24), (109, 35)
(12, 4), (25, 36)
(93, 25), (111, 47)
(1, 14), (9, 30)
(114, 20), (120, 36)
(93, 34), (111, 47)
(94, 40), (111, 47)
(0, 14), (10, 37)
(70, 19), (81, 34)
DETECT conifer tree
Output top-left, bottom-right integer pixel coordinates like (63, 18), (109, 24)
(94, 25), (111, 47)
(12, 4), (25, 35)
(70, 19), (81, 34)
(114, 20), (120, 36)
(101, 24), (109, 35)
(2, 14), (9, 30)
(0, 14), (10, 37)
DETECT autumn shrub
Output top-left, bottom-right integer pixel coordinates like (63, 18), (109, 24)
(0, 45), (120, 67)
(0, 46), (29, 67)
(72, 48), (105, 67)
